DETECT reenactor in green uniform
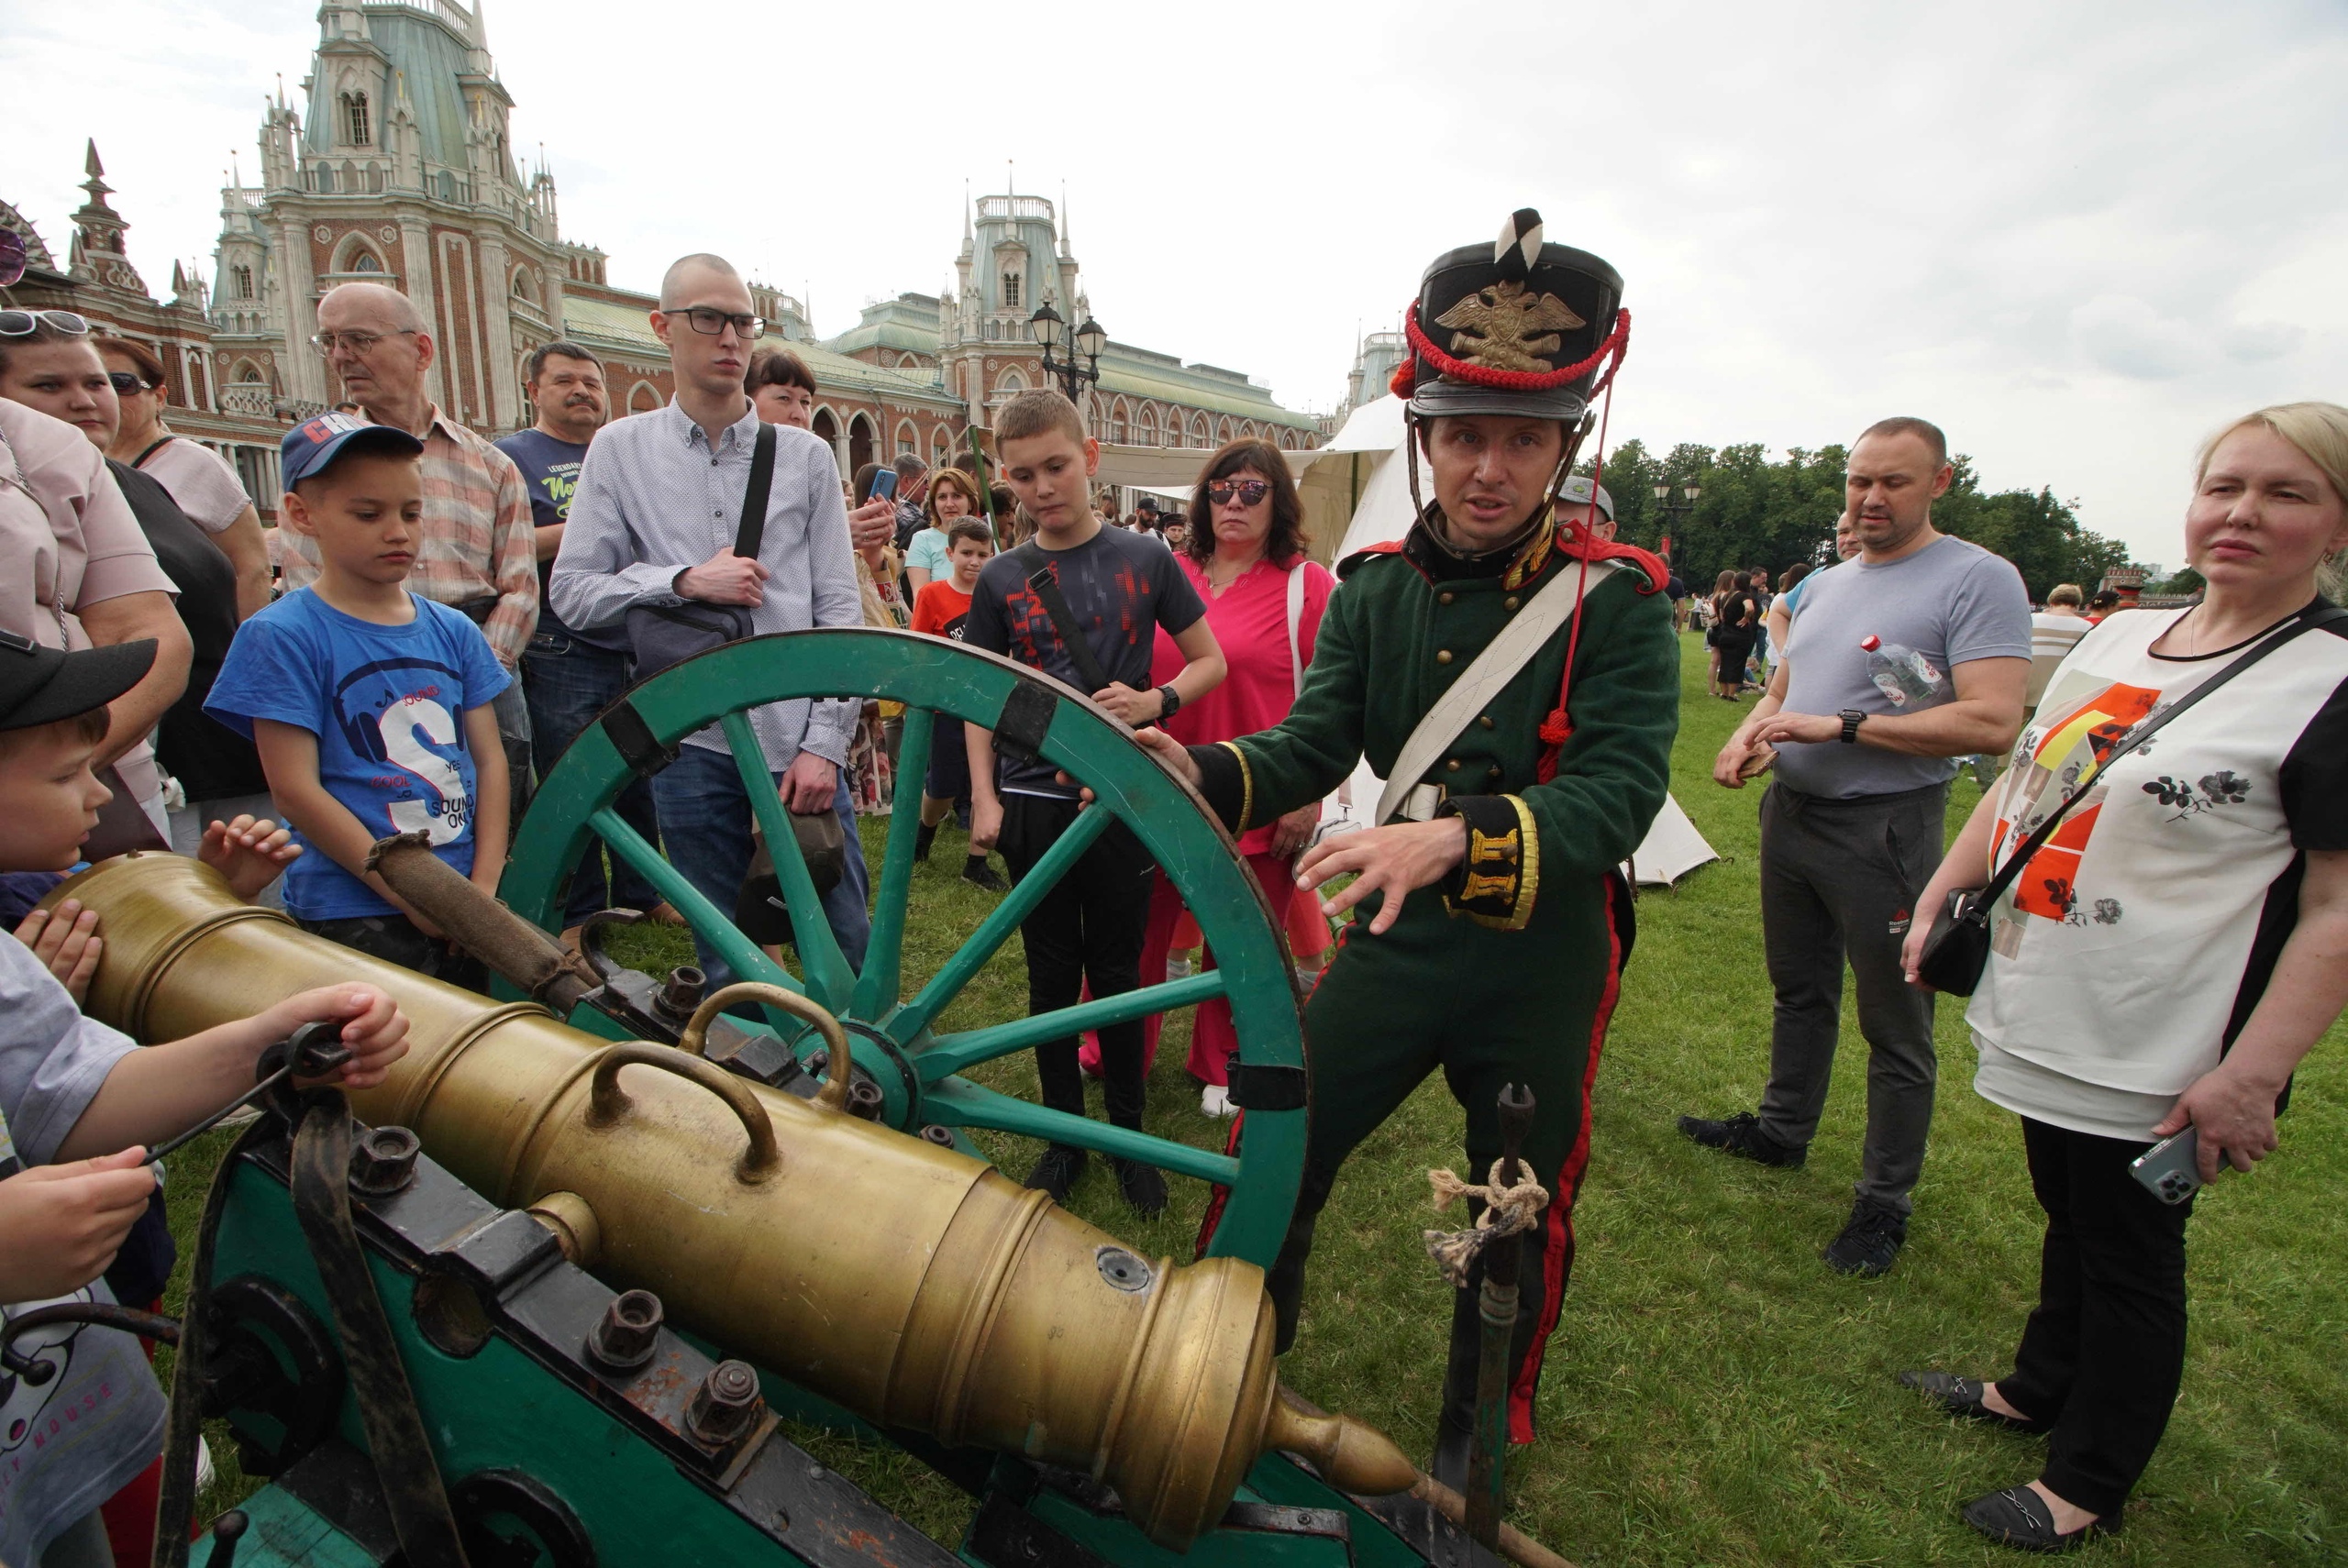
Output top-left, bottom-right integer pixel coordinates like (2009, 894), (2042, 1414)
(1140, 211), (1679, 1484)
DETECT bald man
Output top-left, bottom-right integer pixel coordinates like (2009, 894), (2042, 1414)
(550, 252), (872, 984)
(282, 281), (540, 828)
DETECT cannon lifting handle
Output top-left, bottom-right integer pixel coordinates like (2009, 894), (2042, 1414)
(587, 1042), (783, 1184)
(675, 982), (854, 1115)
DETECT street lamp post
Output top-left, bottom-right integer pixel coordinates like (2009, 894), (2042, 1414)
(1029, 301), (1107, 408)
(1651, 479), (1700, 558)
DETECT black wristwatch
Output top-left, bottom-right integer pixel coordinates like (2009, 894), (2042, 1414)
(1839, 709), (1866, 745)
(1157, 684), (1182, 720)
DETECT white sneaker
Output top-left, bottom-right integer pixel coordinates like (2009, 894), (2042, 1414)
(1200, 1083), (1233, 1117)
(196, 1433), (217, 1492)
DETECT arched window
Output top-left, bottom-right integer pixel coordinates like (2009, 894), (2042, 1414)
(349, 249), (382, 273)
(313, 163), (337, 194)
(627, 381), (659, 414)
(1191, 414), (1212, 448)
(1216, 416), (1236, 444)
(1108, 398), (1129, 443)
(436, 171), (457, 204)
(1001, 271), (1021, 309)
(229, 359), (265, 385)
(341, 92), (371, 146)
(232, 265), (255, 299)
(1135, 405), (1157, 446)
(511, 268), (536, 304)
(931, 425), (953, 468)
(994, 368), (1027, 398)
(894, 419), (918, 458)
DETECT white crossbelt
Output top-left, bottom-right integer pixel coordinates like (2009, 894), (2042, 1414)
(1375, 558), (1620, 825)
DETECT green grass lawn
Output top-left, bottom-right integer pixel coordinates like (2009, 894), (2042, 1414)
(161, 632), (2345, 1564)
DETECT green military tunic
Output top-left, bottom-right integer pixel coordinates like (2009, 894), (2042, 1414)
(1191, 506), (1678, 1442)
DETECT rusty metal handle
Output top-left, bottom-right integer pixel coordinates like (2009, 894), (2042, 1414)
(587, 1041), (781, 1184)
(677, 982), (853, 1114)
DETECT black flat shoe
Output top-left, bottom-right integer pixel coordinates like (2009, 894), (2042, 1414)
(1897, 1370), (2048, 1434)
(1960, 1485), (2117, 1552)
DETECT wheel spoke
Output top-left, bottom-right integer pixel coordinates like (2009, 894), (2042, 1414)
(589, 807), (803, 1002)
(718, 712), (856, 1016)
(915, 970), (1226, 1080)
(922, 1077), (1240, 1186)
(883, 802), (1114, 1043)
(852, 707), (934, 1019)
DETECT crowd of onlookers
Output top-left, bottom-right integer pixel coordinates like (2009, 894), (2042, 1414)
(4, 232), (2347, 1562)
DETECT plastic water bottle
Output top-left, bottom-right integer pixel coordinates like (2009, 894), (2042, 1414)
(1860, 635), (1949, 707)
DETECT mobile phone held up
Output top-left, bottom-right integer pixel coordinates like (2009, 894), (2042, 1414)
(2130, 1128), (2210, 1206)
(869, 469), (899, 503)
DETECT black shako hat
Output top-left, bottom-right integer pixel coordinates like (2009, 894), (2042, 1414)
(1400, 208), (1627, 423)
(0, 629), (156, 733)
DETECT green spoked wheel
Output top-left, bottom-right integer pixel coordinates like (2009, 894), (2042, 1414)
(498, 627), (1306, 1268)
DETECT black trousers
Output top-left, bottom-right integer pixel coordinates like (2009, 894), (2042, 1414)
(1999, 1116), (2194, 1516)
(997, 795), (1156, 1138)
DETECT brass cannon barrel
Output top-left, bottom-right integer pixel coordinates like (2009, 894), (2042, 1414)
(51, 854), (1411, 1549)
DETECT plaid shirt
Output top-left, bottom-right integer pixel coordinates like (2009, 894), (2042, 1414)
(279, 405), (538, 667)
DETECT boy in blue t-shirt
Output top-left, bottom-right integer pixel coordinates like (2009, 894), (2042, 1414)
(207, 414), (512, 981)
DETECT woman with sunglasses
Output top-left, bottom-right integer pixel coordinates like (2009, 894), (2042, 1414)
(1080, 439), (1335, 1114)
(94, 337), (273, 624)
(0, 315), (275, 870)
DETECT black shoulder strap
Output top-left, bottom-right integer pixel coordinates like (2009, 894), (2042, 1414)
(1013, 541), (1113, 694)
(132, 436), (174, 469)
(1979, 605), (2348, 904)
(735, 423), (777, 560)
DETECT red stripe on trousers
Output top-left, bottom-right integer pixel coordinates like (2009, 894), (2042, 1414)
(1509, 874), (1627, 1443)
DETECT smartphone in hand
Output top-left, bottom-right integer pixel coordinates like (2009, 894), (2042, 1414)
(2130, 1128), (2208, 1205)
(869, 469), (899, 502)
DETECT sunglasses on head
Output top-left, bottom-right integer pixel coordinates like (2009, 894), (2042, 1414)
(0, 309), (91, 337)
(0, 230), (26, 289)
(1206, 479), (1271, 506)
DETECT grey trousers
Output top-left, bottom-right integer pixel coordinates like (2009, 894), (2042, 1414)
(1755, 779), (1946, 1214)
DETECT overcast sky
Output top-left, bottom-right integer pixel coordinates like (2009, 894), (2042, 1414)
(6, 0), (2342, 565)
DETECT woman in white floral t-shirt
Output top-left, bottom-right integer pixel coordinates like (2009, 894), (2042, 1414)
(1896, 403), (2348, 1553)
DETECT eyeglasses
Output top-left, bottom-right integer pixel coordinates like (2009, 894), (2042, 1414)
(0, 309), (91, 337)
(1206, 480), (1271, 507)
(106, 371), (152, 396)
(310, 328), (418, 356)
(669, 306), (766, 339)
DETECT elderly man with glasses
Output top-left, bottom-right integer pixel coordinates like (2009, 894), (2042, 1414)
(279, 282), (539, 828)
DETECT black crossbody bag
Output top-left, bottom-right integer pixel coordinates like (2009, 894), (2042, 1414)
(1917, 605), (2348, 995)
(626, 423), (776, 681)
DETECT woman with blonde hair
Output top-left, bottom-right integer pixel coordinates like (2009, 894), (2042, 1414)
(905, 466), (988, 595)
(1899, 403), (2348, 1551)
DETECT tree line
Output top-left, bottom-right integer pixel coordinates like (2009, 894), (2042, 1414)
(1577, 437), (2133, 601)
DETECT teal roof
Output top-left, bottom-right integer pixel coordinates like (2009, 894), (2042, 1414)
(825, 319), (941, 357)
(307, 8), (481, 175)
(791, 341), (961, 409)
(1095, 349), (1316, 429)
(561, 293), (662, 355)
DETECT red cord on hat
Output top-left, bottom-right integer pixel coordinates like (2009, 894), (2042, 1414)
(1534, 367), (1621, 784)
(1394, 304), (1632, 398)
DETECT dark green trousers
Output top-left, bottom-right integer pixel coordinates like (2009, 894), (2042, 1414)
(1267, 870), (1634, 1443)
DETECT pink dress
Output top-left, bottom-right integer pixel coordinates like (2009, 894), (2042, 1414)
(1079, 551), (1336, 1086)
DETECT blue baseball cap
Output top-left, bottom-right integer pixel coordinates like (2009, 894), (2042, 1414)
(281, 411), (423, 488)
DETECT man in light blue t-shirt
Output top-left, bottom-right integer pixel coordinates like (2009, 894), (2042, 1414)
(1680, 417), (2032, 1277)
